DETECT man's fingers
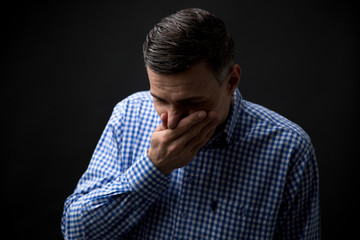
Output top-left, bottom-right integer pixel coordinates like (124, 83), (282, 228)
(171, 111), (207, 138)
(187, 115), (218, 153)
(155, 110), (217, 147)
(190, 126), (216, 153)
(174, 111), (218, 149)
(161, 112), (168, 129)
(154, 113), (169, 131)
(182, 112), (216, 139)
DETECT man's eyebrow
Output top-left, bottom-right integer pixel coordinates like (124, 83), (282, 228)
(150, 92), (205, 102)
(150, 92), (165, 101)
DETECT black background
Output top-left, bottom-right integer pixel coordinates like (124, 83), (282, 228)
(4, 0), (358, 239)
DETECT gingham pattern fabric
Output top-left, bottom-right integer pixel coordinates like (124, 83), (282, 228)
(61, 89), (320, 239)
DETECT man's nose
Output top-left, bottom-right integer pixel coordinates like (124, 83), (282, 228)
(167, 108), (188, 130)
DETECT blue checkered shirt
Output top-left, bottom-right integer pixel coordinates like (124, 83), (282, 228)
(61, 89), (320, 239)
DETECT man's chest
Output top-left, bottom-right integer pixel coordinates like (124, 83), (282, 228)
(128, 145), (288, 239)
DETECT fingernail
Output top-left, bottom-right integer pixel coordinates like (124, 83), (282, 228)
(198, 111), (206, 119)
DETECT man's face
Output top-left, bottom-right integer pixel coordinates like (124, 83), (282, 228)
(148, 62), (238, 130)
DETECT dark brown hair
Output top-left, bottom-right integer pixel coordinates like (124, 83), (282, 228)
(143, 8), (235, 84)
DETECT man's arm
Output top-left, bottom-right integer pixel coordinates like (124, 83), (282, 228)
(61, 103), (218, 239)
(61, 102), (170, 239)
(274, 136), (320, 239)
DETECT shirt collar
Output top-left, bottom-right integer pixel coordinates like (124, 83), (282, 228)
(204, 88), (243, 148)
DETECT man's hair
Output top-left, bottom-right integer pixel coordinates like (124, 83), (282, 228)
(143, 8), (235, 84)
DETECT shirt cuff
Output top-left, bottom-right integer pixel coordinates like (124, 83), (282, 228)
(125, 152), (170, 201)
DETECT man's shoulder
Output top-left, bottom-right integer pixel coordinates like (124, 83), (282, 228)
(114, 91), (153, 110)
(121, 90), (152, 103)
(241, 100), (311, 144)
(109, 91), (156, 122)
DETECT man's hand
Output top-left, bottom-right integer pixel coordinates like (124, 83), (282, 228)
(148, 111), (219, 175)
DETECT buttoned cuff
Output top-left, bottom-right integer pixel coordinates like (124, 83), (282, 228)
(125, 152), (170, 201)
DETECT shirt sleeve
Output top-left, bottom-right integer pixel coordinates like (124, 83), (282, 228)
(61, 102), (170, 240)
(274, 135), (321, 239)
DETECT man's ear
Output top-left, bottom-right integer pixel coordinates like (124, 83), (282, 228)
(226, 64), (241, 95)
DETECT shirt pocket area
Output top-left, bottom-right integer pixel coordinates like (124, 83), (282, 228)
(207, 199), (273, 239)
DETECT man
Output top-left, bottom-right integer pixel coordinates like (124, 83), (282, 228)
(62, 8), (320, 239)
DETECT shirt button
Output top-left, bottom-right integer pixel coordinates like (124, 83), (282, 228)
(186, 177), (194, 184)
(239, 206), (248, 216)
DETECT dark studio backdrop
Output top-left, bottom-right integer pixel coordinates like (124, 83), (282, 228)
(4, 0), (358, 239)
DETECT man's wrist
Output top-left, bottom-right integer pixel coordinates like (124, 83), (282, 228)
(148, 149), (172, 176)
(125, 152), (170, 201)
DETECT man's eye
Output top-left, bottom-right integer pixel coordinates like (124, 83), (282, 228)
(184, 101), (203, 107)
(154, 98), (165, 103)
